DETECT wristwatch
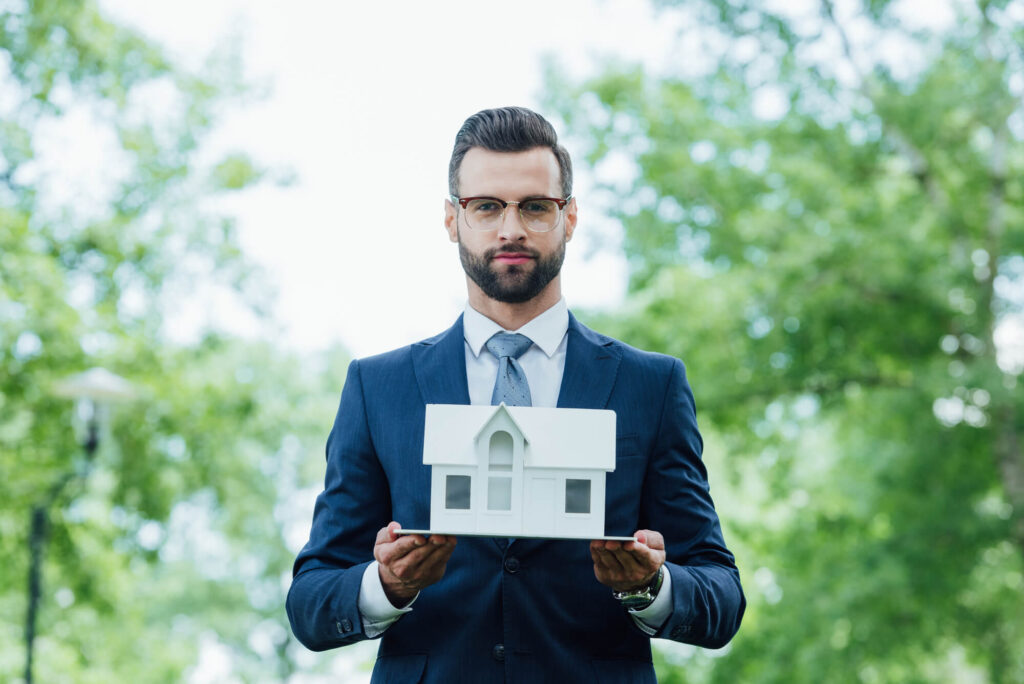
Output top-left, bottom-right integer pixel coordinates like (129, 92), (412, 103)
(612, 565), (665, 611)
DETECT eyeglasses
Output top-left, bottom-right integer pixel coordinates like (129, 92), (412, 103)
(452, 195), (572, 233)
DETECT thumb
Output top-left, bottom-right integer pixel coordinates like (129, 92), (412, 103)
(638, 528), (663, 548)
(639, 529), (665, 551)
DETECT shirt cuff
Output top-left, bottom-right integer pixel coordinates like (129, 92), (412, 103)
(629, 566), (673, 635)
(358, 560), (417, 638)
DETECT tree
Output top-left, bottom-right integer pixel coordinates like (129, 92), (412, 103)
(545, 0), (1024, 680)
(1, 1), (345, 680)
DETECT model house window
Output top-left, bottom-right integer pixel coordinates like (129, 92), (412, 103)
(488, 477), (512, 511)
(487, 430), (513, 510)
(445, 475), (471, 510)
(565, 479), (591, 514)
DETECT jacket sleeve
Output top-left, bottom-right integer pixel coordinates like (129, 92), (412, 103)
(286, 359), (391, 650)
(644, 358), (745, 648)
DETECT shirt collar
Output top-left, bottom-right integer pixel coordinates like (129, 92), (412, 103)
(463, 298), (569, 359)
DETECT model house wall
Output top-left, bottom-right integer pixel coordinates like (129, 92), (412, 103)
(423, 404), (616, 539)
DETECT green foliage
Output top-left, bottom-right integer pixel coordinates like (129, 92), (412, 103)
(549, 0), (1024, 681)
(1, 1), (347, 680)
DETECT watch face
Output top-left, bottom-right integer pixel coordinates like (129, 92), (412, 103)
(614, 567), (663, 610)
(617, 593), (655, 611)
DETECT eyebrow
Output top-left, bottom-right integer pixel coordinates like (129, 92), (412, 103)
(469, 194), (559, 201)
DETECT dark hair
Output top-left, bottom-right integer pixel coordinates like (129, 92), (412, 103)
(448, 106), (573, 199)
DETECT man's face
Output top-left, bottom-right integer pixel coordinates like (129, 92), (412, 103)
(444, 147), (577, 305)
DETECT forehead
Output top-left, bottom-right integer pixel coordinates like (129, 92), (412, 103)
(458, 147), (561, 198)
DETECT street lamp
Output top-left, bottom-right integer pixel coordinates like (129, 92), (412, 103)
(23, 368), (137, 684)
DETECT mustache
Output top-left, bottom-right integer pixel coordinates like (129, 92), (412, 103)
(486, 245), (539, 260)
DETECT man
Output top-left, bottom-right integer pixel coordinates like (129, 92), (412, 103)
(287, 107), (744, 682)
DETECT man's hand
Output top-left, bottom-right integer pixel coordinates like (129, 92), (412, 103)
(590, 529), (666, 592)
(374, 522), (457, 607)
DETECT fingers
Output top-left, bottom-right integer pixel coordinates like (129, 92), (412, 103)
(591, 544), (648, 582)
(375, 523), (457, 546)
(381, 540), (456, 596)
(374, 522), (457, 604)
(590, 529), (667, 592)
(375, 526), (455, 565)
(385, 541), (451, 579)
(375, 521), (403, 545)
(375, 530), (422, 563)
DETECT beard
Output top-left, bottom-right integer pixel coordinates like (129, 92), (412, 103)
(458, 238), (566, 304)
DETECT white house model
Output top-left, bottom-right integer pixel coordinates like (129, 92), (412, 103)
(420, 403), (617, 539)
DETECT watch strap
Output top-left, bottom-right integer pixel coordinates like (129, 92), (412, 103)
(612, 565), (665, 611)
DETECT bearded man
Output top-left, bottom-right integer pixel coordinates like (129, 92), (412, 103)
(287, 106), (745, 683)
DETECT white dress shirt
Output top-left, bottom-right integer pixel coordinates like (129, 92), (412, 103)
(462, 297), (569, 408)
(358, 298), (672, 636)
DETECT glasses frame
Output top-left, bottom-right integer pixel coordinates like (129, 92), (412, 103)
(451, 195), (573, 233)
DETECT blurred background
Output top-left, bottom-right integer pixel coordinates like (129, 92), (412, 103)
(1, 0), (1022, 682)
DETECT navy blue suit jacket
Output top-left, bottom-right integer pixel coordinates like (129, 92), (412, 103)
(287, 314), (744, 683)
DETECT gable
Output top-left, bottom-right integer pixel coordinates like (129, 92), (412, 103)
(473, 404), (528, 444)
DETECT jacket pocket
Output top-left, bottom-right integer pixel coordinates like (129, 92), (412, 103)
(371, 653), (427, 684)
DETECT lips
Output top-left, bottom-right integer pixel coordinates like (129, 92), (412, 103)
(490, 249), (537, 265)
(492, 254), (534, 264)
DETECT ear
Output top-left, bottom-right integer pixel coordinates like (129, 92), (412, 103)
(563, 197), (578, 243)
(444, 198), (459, 243)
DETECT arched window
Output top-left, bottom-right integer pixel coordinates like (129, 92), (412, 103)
(488, 430), (513, 471)
(487, 430), (513, 510)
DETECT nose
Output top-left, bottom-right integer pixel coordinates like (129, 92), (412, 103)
(496, 202), (527, 242)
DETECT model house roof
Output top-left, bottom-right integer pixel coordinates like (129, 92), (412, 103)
(423, 404), (616, 470)
(471, 403), (529, 444)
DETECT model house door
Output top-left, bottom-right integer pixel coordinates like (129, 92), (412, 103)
(523, 477), (555, 535)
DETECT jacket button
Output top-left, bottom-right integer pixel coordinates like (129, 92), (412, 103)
(503, 557), (520, 574)
(337, 619), (352, 634)
(492, 643), (505, 662)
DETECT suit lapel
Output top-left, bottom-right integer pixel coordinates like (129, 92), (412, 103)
(411, 315), (471, 406)
(557, 312), (621, 410)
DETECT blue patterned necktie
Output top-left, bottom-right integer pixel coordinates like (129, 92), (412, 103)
(485, 332), (533, 407)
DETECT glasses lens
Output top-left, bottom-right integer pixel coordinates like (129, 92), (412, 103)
(518, 199), (559, 232)
(465, 198), (505, 230)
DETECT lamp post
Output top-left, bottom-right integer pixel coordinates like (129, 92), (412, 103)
(23, 368), (136, 684)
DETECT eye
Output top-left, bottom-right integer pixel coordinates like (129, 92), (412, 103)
(521, 200), (555, 215)
(468, 199), (503, 214)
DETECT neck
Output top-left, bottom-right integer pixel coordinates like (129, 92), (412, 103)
(466, 277), (562, 330)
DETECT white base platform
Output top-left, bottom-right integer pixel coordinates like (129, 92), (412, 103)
(396, 529), (636, 541)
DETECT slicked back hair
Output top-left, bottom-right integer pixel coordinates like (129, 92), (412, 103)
(448, 107), (573, 199)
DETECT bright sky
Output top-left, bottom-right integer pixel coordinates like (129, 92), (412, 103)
(95, 0), (692, 358)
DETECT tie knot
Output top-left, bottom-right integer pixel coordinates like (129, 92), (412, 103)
(485, 332), (533, 361)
